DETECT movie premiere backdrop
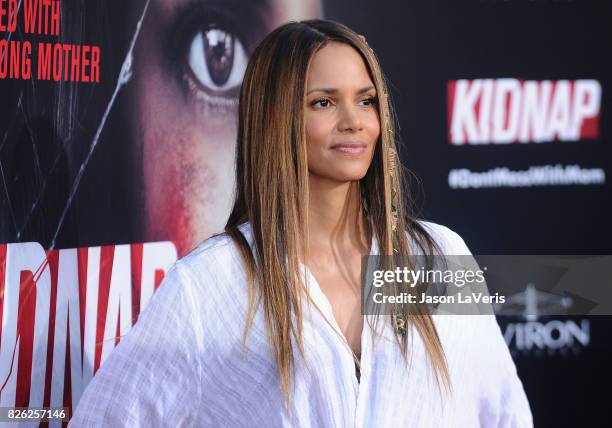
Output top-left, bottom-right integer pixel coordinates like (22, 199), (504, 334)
(0, 0), (610, 426)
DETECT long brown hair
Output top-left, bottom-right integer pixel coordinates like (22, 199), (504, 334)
(225, 19), (451, 404)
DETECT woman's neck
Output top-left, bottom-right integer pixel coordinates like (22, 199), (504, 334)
(306, 176), (370, 253)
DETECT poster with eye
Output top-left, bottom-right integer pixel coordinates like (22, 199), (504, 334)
(1, 0), (611, 425)
(0, 0), (323, 419)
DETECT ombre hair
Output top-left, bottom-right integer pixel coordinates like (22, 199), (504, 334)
(225, 19), (450, 405)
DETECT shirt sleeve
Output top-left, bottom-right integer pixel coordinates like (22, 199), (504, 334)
(424, 222), (534, 427)
(69, 263), (203, 427)
(476, 314), (534, 428)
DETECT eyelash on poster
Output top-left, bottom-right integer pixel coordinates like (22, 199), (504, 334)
(168, 6), (246, 113)
(179, 32), (243, 114)
(183, 72), (239, 110)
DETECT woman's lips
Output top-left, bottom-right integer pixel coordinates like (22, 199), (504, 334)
(330, 142), (368, 155)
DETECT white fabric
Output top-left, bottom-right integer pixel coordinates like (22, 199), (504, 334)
(70, 221), (533, 427)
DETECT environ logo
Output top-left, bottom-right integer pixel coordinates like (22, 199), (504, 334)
(497, 284), (590, 355)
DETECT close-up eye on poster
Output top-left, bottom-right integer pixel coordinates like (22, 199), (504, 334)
(0, 0), (610, 426)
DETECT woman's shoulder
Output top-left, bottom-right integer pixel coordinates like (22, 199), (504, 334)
(150, 225), (254, 340)
(176, 222), (253, 280)
(410, 219), (472, 255)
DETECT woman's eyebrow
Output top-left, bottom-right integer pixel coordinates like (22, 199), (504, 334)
(306, 85), (376, 95)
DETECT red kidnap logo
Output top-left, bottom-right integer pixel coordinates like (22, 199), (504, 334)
(447, 79), (601, 144)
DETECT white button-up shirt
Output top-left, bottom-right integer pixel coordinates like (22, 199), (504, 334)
(70, 221), (533, 427)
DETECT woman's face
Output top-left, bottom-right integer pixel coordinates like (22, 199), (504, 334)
(304, 42), (380, 184)
(133, 0), (321, 256)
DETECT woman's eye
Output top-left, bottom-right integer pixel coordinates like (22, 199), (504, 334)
(314, 99), (331, 108)
(187, 28), (248, 92)
(360, 97), (377, 106)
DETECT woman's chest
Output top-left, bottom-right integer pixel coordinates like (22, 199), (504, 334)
(307, 259), (364, 357)
(203, 310), (477, 428)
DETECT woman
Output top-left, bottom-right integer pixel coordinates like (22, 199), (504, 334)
(71, 20), (533, 427)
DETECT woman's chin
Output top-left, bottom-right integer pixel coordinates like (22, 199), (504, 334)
(312, 170), (369, 183)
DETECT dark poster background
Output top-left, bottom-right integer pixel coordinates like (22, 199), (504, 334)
(325, 0), (612, 426)
(0, 1), (136, 248)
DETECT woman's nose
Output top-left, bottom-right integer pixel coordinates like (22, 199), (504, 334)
(337, 104), (363, 132)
